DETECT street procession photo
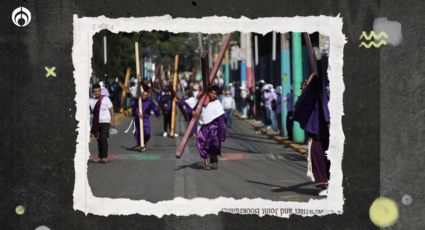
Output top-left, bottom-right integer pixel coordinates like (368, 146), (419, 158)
(86, 29), (333, 203)
(70, 15), (346, 217)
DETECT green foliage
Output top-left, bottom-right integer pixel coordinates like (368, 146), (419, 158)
(91, 31), (239, 83)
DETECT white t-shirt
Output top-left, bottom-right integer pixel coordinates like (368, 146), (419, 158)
(89, 96), (113, 123)
(240, 90), (247, 99)
(130, 86), (137, 98)
(221, 96), (236, 110)
(185, 97), (197, 109)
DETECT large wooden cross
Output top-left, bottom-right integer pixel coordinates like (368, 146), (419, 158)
(135, 42), (145, 149)
(119, 67), (131, 113)
(303, 33), (318, 84)
(300, 32), (329, 148)
(201, 51), (210, 99)
(176, 33), (232, 158)
(201, 50), (212, 106)
(170, 55), (179, 137)
(169, 63), (190, 123)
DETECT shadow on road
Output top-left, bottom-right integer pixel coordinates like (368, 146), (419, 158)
(227, 136), (275, 145)
(120, 145), (140, 152)
(227, 133), (270, 141)
(175, 162), (204, 170)
(221, 146), (259, 154)
(246, 180), (319, 196)
(282, 154), (307, 162)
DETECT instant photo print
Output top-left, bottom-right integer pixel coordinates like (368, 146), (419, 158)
(73, 16), (345, 217)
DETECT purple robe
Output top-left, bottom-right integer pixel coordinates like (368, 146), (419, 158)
(177, 97), (198, 135)
(286, 91), (294, 112)
(159, 93), (173, 114)
(196, 100), (227, 159)
(276, 94), (282, 114)
(196, 115), (227, 159)
(293, 58), (330, 187)
(294, 59), (330, 148)
(155, 92), (162, 105)
(90, 96), (104, 139)
(176, 97), (193, 120)
(310, 140), (330, 188)
(132, 99), (160, 145)
(176, 97), (189, 121)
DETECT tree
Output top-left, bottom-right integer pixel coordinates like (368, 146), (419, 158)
(91, 31), (239, 84)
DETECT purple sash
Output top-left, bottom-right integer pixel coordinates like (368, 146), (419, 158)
(90, 96), (104, 138)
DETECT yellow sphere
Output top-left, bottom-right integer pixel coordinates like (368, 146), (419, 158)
(369, 197), (399, 228)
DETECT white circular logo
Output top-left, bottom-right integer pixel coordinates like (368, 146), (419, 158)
(401, 194), (412, 206)
(12, 6), (31, 27)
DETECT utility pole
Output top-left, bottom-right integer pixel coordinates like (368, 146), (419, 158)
(291, 32), (305, 143)
(240, 32), (247, 89)
(280, 33), (291, 137)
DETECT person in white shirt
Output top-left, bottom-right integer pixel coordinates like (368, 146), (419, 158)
(129, 79), (138, 98)
(221, 90), (236, 128)
(89, 83), (115, 163)
(240, 87), (249, 118)
(262, 84), (278, 133)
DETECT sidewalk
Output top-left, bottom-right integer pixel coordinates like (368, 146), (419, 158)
(115, 108), (131, 122)
(233, 112), (308, 155)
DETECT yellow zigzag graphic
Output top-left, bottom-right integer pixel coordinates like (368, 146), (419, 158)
(359, 31), (388, 40)
(359, 40), (387, 48)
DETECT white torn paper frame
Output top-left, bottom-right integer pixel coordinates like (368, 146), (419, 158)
(72, 15), (346, 218)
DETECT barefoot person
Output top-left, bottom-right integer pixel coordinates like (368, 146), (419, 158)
(89, 83), (115, 163)
(192, 86), (227, 170)
(132, 90), (160, 152)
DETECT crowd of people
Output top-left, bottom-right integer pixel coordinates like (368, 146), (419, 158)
(89, 75), (230, 170)
(92, 75), (319, 143)
(89, 65), (331, 195)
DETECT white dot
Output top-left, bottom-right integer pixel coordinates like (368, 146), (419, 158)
(35, 226), (51, 230)
(401, 194), (412, 206)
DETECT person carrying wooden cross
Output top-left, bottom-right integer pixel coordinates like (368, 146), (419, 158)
(293, 33), (331, 196)
(192, 85), (227, 170)
(131, 42), (160, 152)
(131, 85), (160, 152)
(175, 33), (232, 163)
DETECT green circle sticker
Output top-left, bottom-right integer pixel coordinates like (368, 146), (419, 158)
(15, 205), (25, 215)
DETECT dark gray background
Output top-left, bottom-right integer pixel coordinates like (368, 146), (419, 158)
(0, 0), (421, 229)
(380, 1), (425, 230)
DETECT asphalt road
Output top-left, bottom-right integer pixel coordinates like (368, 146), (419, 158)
(88, 112), (323, 203)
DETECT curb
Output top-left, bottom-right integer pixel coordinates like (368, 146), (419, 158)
(234, 112), (307, 155)
(115, 108), (131, 123)
(115, 114), (125, 122)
